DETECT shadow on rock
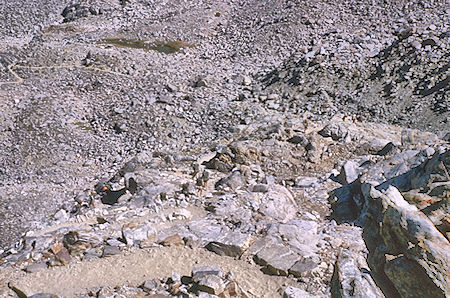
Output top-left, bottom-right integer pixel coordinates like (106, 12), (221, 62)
(328, 150), (449, 298)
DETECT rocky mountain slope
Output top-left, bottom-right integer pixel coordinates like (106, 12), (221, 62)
(0, 0), (448, 297)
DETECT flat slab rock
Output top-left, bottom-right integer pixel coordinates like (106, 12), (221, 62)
(206, 231), (253, 257)
(254, 243), (300, 276)
(283, 286), (316, 298)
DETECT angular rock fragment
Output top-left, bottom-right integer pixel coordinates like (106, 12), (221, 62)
(141, 279), (161, 293)
(102, 245), (121, 257)
(384, 255), (445, 298)
(283, 286), (314, 298)
(288, 258), (318, 277)
(196, 275), (225, 295)
(254, 243), (299, 276)
(258, 185), (297, 223)
(122, 223), (156, 246)
(61, 3), (98, 23)
(215, 171), (244, 190)
(379, 187), (449, 297)
(8, 282), (29, 298)
(28, 294), (59, 298)
(268, 220), (319, 257)
(187, 220), (229, 245)
(25, 262), (47, 273)
(356, 176), (450, 298)
(203, 153), (234, 173)
(53, 209), (69, 223)
(294, 177), (318, 188)
(50, 243), (71, 265)
(287, 134), (308, 145)
(160, 234), (184, 247)
(206, 231), (252, 257)
(101, 186), (127, 205)
(192, 266), (223, 281)
(318, 122), (348, 141)
(376, 142), (397, 156)
(251, 183), (269, 193)
(337, 160), (361, 184)
(83, 248), (102, 261)
(222, 281), (249, 298)
(331, 249), (384, 298)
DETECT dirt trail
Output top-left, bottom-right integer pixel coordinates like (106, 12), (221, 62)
(4, 246), (294, 297)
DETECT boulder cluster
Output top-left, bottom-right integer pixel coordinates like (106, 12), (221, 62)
(1, 116), (448, 297)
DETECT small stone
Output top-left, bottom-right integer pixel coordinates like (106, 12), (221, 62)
(401, 129), (416, 146)
(287, 134), (307, 145)
(122, 223), (156, 246)
(25, 262), (48, 273)
(206, 232), (252, 257)
(422, 37), (438, 46)
(267, 93), (279, 100)
(166, 83), (178, 92)
(114, 122), (128, 133)
(377, 142), (397, 156)
(160, 234), (184, 247)
(294, 177), (318, 188)
(53, 209), (69, 222)
(187, 219), (228, 245)
(318, 122), (348, 141)
(337, 160), (361, 184)
(195, 77), (207, 87)
(192, 266), (223, 281)
(396, 26), (412, 40)
(102, 245), (121, 257)
(171, 208), (192, 220)
(269, 220), (319, 257)
(283, 286), (314, 298)
(258, 185), (298, 223)
(141, 280), (160, 293)
(83, 250), (102, 261)
(222, 281), (249, 298)
(51, 244), (71, 265)
(410, 40), (421, 49)
(171, 272), (181, 283)
(242, 237), (275, 257)
(8, 282), (29, 298)
(28, 294), (59, 298)
(215, 171), (244, 190)
(62, 231), (79, 248)
(254, 243), (299, 276)
(169, 281), (182, 295)
(242, 76), (252, 86)
(105, 238), (125, 247)
(251, 184), (269, 193)
(289, 258), (318, 277)
(196, 275), (225, 295)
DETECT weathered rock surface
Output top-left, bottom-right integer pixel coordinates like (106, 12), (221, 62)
(331, 249), (384, 298)
(365, 186), (449, 298)
(258, 185), (298, 223)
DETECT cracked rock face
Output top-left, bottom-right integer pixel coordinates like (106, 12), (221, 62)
(0, 0), (449, 297)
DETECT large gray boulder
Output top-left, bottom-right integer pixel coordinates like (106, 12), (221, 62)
(360, 185), (449, 298)
(331, 249), (384, 298)
(380, 186), (449, 298)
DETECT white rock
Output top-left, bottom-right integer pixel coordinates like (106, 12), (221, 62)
(54, 209), (69, 223)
